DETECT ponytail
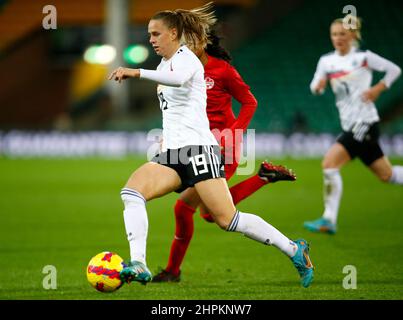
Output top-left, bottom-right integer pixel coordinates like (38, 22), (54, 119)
(206, 31), (232, 62)
(151, 2), (217, 51)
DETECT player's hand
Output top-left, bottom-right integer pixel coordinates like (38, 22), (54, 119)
(108, 67), (140, 83)
(362, 82), (386, 103)
(314, 78), (327, 94)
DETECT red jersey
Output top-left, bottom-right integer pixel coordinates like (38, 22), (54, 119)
(204, 55), (258, 132)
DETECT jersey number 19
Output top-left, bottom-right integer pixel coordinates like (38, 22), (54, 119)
(189, 154), (208, 176)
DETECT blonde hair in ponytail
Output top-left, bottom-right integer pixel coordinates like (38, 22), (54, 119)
(151, 2), (217, 51)
(332, 15), (363, 47)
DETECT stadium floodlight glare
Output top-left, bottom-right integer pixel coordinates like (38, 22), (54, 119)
(84, 45), (116, 64)
(124, 45), (149, 64)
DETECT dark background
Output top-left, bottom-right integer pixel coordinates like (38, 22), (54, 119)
(0, 0), (402, 134)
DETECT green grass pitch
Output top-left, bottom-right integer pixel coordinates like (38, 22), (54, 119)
(0, 156), (402, 300)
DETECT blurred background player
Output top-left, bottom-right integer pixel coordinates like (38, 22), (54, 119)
(304, 16), (402, 234)
(110, 3), (314, 288)
(152, 31), (296, 282)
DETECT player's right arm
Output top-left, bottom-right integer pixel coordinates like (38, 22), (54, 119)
(108, 66), (193, 87)
(139, 67), (194, 87)
(108, 53), (196, 87)
(310, 56), (328, 95)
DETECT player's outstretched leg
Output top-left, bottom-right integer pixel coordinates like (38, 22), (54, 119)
(195, 178), (314, 288)
(200, 161), (296, 222)
(226, 210), (315, 288)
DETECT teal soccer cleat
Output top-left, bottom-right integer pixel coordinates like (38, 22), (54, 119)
(120, 261), (152, 285)
(291, 239), (314, 288)
(303, 217), (336, 234)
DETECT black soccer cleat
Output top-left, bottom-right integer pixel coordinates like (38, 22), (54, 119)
(258, 161), (297, 183)
(151, 269), (181, 283)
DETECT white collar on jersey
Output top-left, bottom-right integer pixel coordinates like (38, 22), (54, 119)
(162, 44), (187, 62)
(335, 45), (358, 57)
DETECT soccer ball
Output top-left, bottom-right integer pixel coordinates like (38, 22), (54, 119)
(86, 251), (126, 292)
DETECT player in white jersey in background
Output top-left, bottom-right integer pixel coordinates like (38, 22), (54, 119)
(108, 3), (314, 287)
(304, 16), (402, 234)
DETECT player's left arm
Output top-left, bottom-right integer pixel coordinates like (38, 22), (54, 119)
(224, 65), (258, 133)
(362, 50), (402, 102)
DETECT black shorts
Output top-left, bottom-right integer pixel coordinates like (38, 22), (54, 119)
(336, 122), (384, 166)
(151, 145), (225, 193)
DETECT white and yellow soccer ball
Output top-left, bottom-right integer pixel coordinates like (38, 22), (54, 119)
(86, 252), (126, 293)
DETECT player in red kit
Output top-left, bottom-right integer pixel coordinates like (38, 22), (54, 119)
(152, 32), (297, 282)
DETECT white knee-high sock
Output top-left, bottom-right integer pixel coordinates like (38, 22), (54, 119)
(389, 166), (403, 185)
(121, 188), (148, 264)
(322, 168), (343, 225)
(227, 210), (298, 257)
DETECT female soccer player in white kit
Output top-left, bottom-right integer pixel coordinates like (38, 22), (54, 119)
(304, 17), (402, 234)
(108, 3), (314, 287)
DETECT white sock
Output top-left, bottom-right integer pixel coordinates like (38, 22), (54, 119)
(227, 210), (298, 257)
(389, 166), (403, 185)
(121, 188), (148, 264)
(322, 168), (343, 225)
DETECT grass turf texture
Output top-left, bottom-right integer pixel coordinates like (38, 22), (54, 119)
(0, 157), (402, 300)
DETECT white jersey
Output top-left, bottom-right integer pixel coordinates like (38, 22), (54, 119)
(140, 45), (218, 150)
(310, 47), (401, 131)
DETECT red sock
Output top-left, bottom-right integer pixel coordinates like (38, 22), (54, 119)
(166, 199), (196, 276)
(230, 174), (267, 205)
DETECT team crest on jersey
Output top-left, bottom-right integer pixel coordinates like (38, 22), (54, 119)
(205, 77), (214, 89)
